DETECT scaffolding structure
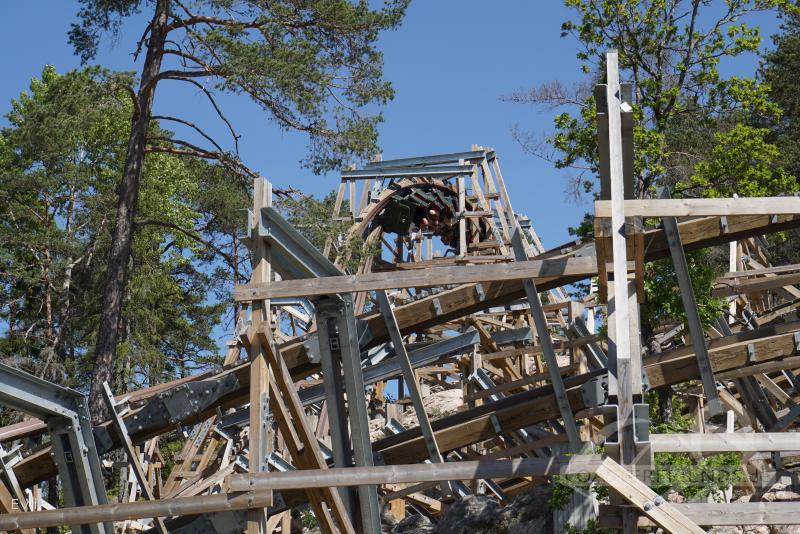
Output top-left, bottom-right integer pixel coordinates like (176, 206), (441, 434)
(2, 51), (800, 533)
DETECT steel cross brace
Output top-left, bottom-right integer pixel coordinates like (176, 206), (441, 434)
(511, 227), (582, 451)
(315, 295), (382, 534)
(376, 289), (453, 496)
(0, 362), (111, 534)
(0, 444), (28, 513)
(661, 187), (722, 415)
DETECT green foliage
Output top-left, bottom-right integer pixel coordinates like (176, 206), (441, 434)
(274, 191), (348, 253)
(69, 0), (410, 173)
(646, 389), (693, 434)
(512, 0), (797, 200)
(549, 473), (608, 511)
(645, 390), (745, 500)
(641, 250), (725, 330)
(301, 509), (318, 529)
(549, 445), (608, 512)
(549, 476), (576, 511)
(651, 452), (745, 500)
(0, 66), (243, 392)
(273, 191), (374, 272)
(564, 519), (612, 534)
(678, 123), (794, 197)
(158, 432), (185, 480)
(568, 212), (595, 239)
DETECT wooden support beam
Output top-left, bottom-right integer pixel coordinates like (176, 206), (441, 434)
(713, 271), (800, 297)
(599, 502), (800, 527)
(650, 432), (800, 453)
(594, 458), (704, 534)
(234, 257), (604, 300)
(661, 188), (721, 414)
(595, 197), (800, 218)
(376, 290), (451, 494)
(0, 492), (272, 532)
(247, 177), (272, 534)
(229, 456), (603, 491)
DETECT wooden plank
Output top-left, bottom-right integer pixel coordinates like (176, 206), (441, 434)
(479, 157), (511, 241)
(458, 175), (467, 257)
(234, 257), (604, 300)
(755, 373), (796, 407)
(600, 502), (800, 527)
(465, 364), (577, 402)
(594, 458), (705, 534)
(595, 197), (800, 218)
(713, 271), (800, 297)
(719, 263), (800, 279)
(247, 177), (272, 534)
(603, 55), (640, 515)
(469, 163), (508, 255)
(650, 432), (800, 453)
(230, 456), (603, 491)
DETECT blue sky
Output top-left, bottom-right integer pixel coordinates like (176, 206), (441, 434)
(0, 2), (784, 247)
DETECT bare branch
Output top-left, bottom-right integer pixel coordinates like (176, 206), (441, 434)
(501, 80), (592, 110)
(135, 218), (234, 266)
(162, 76), (241, 154)
(152, 115), (226, 154)
(146, 136), (257, 181)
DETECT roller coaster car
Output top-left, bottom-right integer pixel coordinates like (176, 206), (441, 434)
(377, 197), (413, 234)
(373, 184), (487, 249)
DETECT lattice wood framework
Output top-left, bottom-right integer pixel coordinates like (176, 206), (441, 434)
(2, 52), (800, 534)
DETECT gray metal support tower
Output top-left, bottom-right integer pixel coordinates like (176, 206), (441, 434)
(0, 362), (112, 534)
(316, 296), (381, 534)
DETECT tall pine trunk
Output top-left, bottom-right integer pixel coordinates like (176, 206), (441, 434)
(89, 0), (170, 422)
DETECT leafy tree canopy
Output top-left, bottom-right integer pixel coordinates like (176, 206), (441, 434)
(68, 0), (409, 173)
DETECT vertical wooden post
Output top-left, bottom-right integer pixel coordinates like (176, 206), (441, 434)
(457, 175), (467, 257)
(349, 179), (356, 219)
(247, 177), (272, 534)
(604, 50), (642, 533)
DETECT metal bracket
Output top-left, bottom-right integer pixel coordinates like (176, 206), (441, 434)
(794, 332), (800, 353)
(490, 414), (503, 434)
(720, 216), (728, 234)
(601, 404), (619, 444)
(634, 403), (650, 444)
(303, 332), (321, 363)
(747, 343), (757, 365)
(474, 283), (485, 302)
(172, 510), (248, 534)
(580, 373), (610, 408)
(268, 452), (295, 472)
(124, 373), (240, 445)
(383, 418), (406, 436)
(431, 297), (442, 316)
(640, 371), (651, 394)
(0, 363), (111, 534)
